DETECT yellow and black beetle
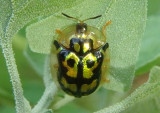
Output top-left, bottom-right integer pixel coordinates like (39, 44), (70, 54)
(50, 13), (111, 97)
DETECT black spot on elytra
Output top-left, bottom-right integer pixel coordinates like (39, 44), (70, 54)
(86, 60), (95, 68)
(67, 59), (75, 67)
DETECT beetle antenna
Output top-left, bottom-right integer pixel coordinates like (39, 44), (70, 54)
(82, 15), (102, 22)
(62, 13), (82, 23)
(62, 13), (102, 23)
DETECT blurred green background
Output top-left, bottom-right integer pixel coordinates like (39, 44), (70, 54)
(0, 0), (160, 113)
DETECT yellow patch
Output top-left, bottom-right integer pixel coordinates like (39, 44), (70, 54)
(56, 47), (62, 53)
(82, 53), (98, 79)
(61, 77), (68, 88)
(83, 42), (90, 53)
(62, 53), (79, 78)
(81, 84), (89, 92)
(69, 84), (77, 92)
(77, 33), (87, 38)
(61, 77), (77, 92)
(74, 43), (80, 52)
(81, 79), (98, 92)
(90, 79), (97, 89)
(82, 33), (87, 38)
(100, 49), (105, 55)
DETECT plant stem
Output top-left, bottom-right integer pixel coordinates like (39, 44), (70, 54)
(1, 35), (30, 113)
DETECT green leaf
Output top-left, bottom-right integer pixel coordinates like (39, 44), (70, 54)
(26, 0), (111, 53)
(0, 88), (14, 106)
(24, 46), (46, 76)
(0, 0), (11, 46)
(0, 23), (2, 45)
(135, 16), (160, 75)
(53, 95), (75, 110)
(0, 105), (16, 113)
(124, 94), (160, 113)
(31, 57), (57, 113)
(55, 102), (90, 113)
(148, 0), (160, 16)
(1, 0), (84, 40)
(95, 66), (160, 113)
(44, 109), (53, 113)
(124, 66), (160, 113)
(0, 0), (12, 34)
(26, 0), (147, 92)
(0, 0), (84, 113)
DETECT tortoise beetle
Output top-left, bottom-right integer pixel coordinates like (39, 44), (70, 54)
(50, 13), (111, 97)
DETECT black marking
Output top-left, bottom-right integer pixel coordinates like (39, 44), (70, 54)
(54, 40), (60, 50)
(92, 51), (104, 75)
(70, 38), (93, 55)
(67, 59), (75, 67)
(76, 23), (87, 33)
(70, 38), (80, 52)
(86, 60), (95, 68)
(102, 42), (109, 52)
(76, 60), (84, 97)
(87, 15), (102, 20)
(62, 13), (73, 19)
(61, 13), (101, 24)
(55, 37), (107, 97)
(58, 49), (70, 61)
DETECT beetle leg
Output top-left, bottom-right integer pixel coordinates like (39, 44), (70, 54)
(101, 64), (110, 83)
(104, 58), (110, 62)
(101, 57), (110, 83)
(53, 64), (58, 71)
(102, 42), (109, 52)
(102, 77), (110, 83)
(54, 64), (58, 68)
(55, 29), (68, 45)
(56, 29), (62, 35)
(54, 40), (61, 50)
(102, 20), (112, 42)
